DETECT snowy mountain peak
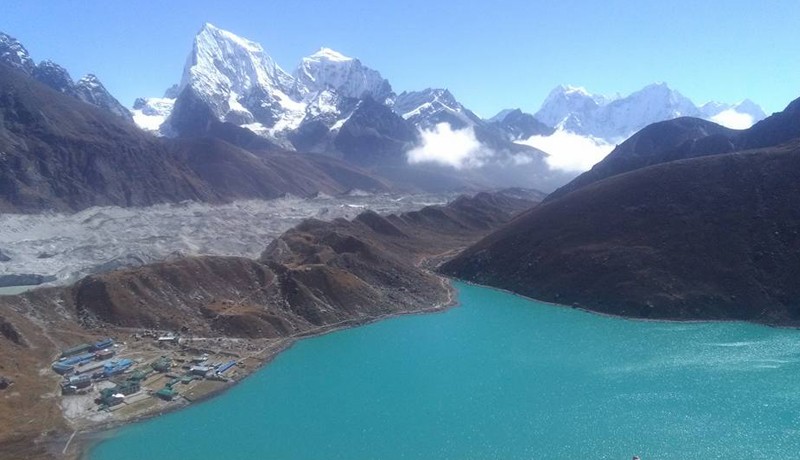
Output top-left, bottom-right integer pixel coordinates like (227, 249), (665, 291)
(308, 47), (353, 62)
(74, 73), (134, 122)
(393, 88), (482, 130)
(198, 22), (262, 53)
(0, 31), (35, 74)
(182, 22), (295, 98)
(294, 47), (393, 102)
(536, 85), (609, 129)
(32, 60), (76, 95)
(167, 23), (301, 135)
(557, 84), (594, 97)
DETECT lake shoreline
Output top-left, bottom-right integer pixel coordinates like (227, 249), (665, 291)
(451, 278), (800, 330)
(68, 280), (459, 460)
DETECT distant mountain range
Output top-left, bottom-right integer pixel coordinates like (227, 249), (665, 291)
(0, 25), (775, 210)
(530, 83), (767, 142)
(131, 24), (767, 178)
(131, 23), (566, 191)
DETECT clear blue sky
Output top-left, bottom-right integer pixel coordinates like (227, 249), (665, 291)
(3, 0), (798, 116)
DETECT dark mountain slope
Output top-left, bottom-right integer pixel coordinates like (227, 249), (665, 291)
(442, 141), (800, 324)
(490, 109), (555, 141)
(547, 117), (737, 200)
(547, 97), (800, 201)
(0, 63), (213, 212)
(0, 64), (389, 212)
(738, 97), (800, 149)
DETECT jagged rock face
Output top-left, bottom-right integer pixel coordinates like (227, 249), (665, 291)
(0, 32), (132, 122)
(0, 32), (34, 74)
(334, 98), (419, 166)
(32, 60), (77, 97)
(294, 48), (393, 102)
(394, 88), (483, 130)
(288, 90), (360, 154)
(168, 23), (301, 136)
(490, 109), (554, 141)
(74, 74), (134, 122)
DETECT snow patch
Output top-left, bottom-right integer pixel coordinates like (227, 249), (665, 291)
(308, 47), (353, 62)
(131, 97), (175, 133)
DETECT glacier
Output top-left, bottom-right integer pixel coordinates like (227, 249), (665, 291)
(0, 193), (455, 287)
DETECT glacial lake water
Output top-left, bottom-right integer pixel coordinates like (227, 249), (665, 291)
(0, 285), (33, 296)
(90, 282), (800, 459)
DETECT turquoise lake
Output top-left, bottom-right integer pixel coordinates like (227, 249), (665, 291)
(90, 282), (800, 459)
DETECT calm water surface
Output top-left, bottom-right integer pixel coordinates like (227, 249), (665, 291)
(0, 285), (33, 296)
(91, 282), (800, 459)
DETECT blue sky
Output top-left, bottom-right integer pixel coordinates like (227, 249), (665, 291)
(3, 0), (798, 116)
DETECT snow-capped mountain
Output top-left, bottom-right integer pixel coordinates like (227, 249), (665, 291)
(32, 60), (77, 96)
(534, 83), (767, 142)
(393, 88), (483, 130)
(489, 109), (554, 141)
(534, 85), (612, 130)
(0, 32), (35, 74)
(0, 32), (132, 122)
(74, 75), (134, 122)
(165, 22), (303, 139)
(294, 48), (393, 102)
(132, 97), (175, 132)
(701, 99), (767, 130)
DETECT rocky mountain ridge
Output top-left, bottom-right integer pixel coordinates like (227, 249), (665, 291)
(0, 32), (133, 122)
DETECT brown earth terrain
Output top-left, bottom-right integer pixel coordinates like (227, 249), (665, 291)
(0, 190), (537, 459)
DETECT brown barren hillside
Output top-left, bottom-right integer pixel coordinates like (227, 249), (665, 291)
(0, 190), (537, 459)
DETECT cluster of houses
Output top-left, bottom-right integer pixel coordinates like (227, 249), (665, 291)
(53, 337), (241, 411)
(52, 338), (133, 395)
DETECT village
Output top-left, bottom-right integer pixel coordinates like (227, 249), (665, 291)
(50, 331), (271, 426)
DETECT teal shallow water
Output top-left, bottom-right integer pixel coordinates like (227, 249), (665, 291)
(91, 282), (800, 459)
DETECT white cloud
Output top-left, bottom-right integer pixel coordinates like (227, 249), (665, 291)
(710, 109), (754, 130)
(407, 123), (494, 169)
(516, 129), (614, 173)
